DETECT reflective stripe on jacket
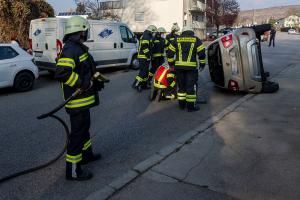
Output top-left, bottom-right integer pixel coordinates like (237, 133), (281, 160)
(154, 65), (176, 89)
(55, 37), (99, 113)
(167, 31), (206, 70)
(138, 30), (152, 59)
(152, 36), (166, 58)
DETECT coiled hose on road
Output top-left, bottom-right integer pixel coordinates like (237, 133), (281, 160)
(0, 89), (81, 184)
(0, 72), (110, 184)
(0, 114), (69, 184)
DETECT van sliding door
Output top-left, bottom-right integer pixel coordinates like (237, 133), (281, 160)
(119, 26), (137, 64)
(91, 24), (121, 67)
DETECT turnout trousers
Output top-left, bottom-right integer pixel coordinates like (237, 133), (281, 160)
(66, 109), (93, 177)
(136, 58), (151, 83)
(176, 69), (198, 109)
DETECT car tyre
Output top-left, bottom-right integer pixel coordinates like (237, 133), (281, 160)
(14, 71), (35, 92)
(130, 54), (139, 70)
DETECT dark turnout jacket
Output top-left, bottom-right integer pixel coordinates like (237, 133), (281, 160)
(55, 34), (99, 113)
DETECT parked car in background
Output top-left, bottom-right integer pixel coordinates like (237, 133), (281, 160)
(288, 29), (297, 34)
(29, 18), (139, 72)
(0, 44), (39, 92)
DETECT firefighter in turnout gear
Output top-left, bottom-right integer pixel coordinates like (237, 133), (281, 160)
(167, 25), (206, 112)
(152, 63), (177, 100)
(149, 27), (167, 80)
(55, 16), (102, 181)
(165, 23), (180, 51)
(132, 25), (158, 92)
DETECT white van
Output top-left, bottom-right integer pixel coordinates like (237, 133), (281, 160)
(29, 18), (139, 72)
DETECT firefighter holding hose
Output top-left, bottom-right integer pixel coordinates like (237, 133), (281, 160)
(55, 16), (103, 181)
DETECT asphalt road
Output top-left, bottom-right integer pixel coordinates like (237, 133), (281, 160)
(0, 33), (298, 200)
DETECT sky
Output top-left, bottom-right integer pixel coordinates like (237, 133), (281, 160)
(46, 0), (300, 13)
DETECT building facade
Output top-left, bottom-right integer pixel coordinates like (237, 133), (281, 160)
(276, 15), (300, 28)
(97, 0), (207, 39)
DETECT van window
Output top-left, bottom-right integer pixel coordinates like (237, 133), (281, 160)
(120, 26), (136, 43)
(0, 46), (19, 60)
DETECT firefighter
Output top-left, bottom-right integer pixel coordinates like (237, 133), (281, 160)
(167, 25), (206, 112)
(152, 62), (176, 100)
(55, 16), (102, 181)
(149, 27), (167, 80)
(269, 27), (276, 47)
(132, 25), (158, 92)
(165, 23), (180, 50)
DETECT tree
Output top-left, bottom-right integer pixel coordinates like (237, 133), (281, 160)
(268, 18), (277, 27)
(0, 0), (54, 48)
(76, 2), (86, 14)
(206, 0), (240, 34)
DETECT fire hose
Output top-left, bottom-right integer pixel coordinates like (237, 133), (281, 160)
(0, 72), (109, 184)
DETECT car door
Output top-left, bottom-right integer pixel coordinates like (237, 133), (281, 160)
(91, 24), (121, 67)
(119, 25), (138, 64)
(0, 46), (19, 85)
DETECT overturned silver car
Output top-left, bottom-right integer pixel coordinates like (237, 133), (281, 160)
(207, 24), (279, 93)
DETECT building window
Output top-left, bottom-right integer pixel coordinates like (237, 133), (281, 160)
(135, 12), (144, 22)
(112, 1), (122, 9)
(100, 1), (122, 10)
(192, 14), (204, 22)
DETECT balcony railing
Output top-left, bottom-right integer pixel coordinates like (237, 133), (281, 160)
(192, 21), (206, 29)
(189, 0), (206, 12)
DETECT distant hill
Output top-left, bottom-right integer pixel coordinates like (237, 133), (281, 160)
(237, 5), (300, 25)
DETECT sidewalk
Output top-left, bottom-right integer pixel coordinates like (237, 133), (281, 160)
(88, 63), (300, 200)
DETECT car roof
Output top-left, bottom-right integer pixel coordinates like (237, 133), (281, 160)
(0, 44), (30, 55)
(0, 43), (16, 46)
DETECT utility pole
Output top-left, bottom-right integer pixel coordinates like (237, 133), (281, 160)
(252, 8), (255, 25)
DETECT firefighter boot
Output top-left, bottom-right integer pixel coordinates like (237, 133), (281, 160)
(187, 102), (200, 112)
(178, 101), (186, 110)
(66, 162), (93, 181)
(81, 148), (102, 165)
(132, 80), (142, 92)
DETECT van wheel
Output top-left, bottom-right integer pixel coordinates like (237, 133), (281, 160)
(130, 55), (139, 70)
(14, 71), (35, 92)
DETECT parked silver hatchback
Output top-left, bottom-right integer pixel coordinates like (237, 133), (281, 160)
(207, 24), (279, 93)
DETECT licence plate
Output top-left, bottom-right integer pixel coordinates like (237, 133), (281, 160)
(34, 51), (43, 57)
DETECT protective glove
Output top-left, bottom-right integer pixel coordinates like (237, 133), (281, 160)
(93, 80), (105, 91)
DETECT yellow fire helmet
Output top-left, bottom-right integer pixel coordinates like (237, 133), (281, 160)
(65, 16), (90, 35)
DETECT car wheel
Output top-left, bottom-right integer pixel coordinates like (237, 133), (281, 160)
(14, 71), (35, 92)
(130, 54), (139, 70)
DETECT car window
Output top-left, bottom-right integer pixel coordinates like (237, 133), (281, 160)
(0, 46), (19, 60)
